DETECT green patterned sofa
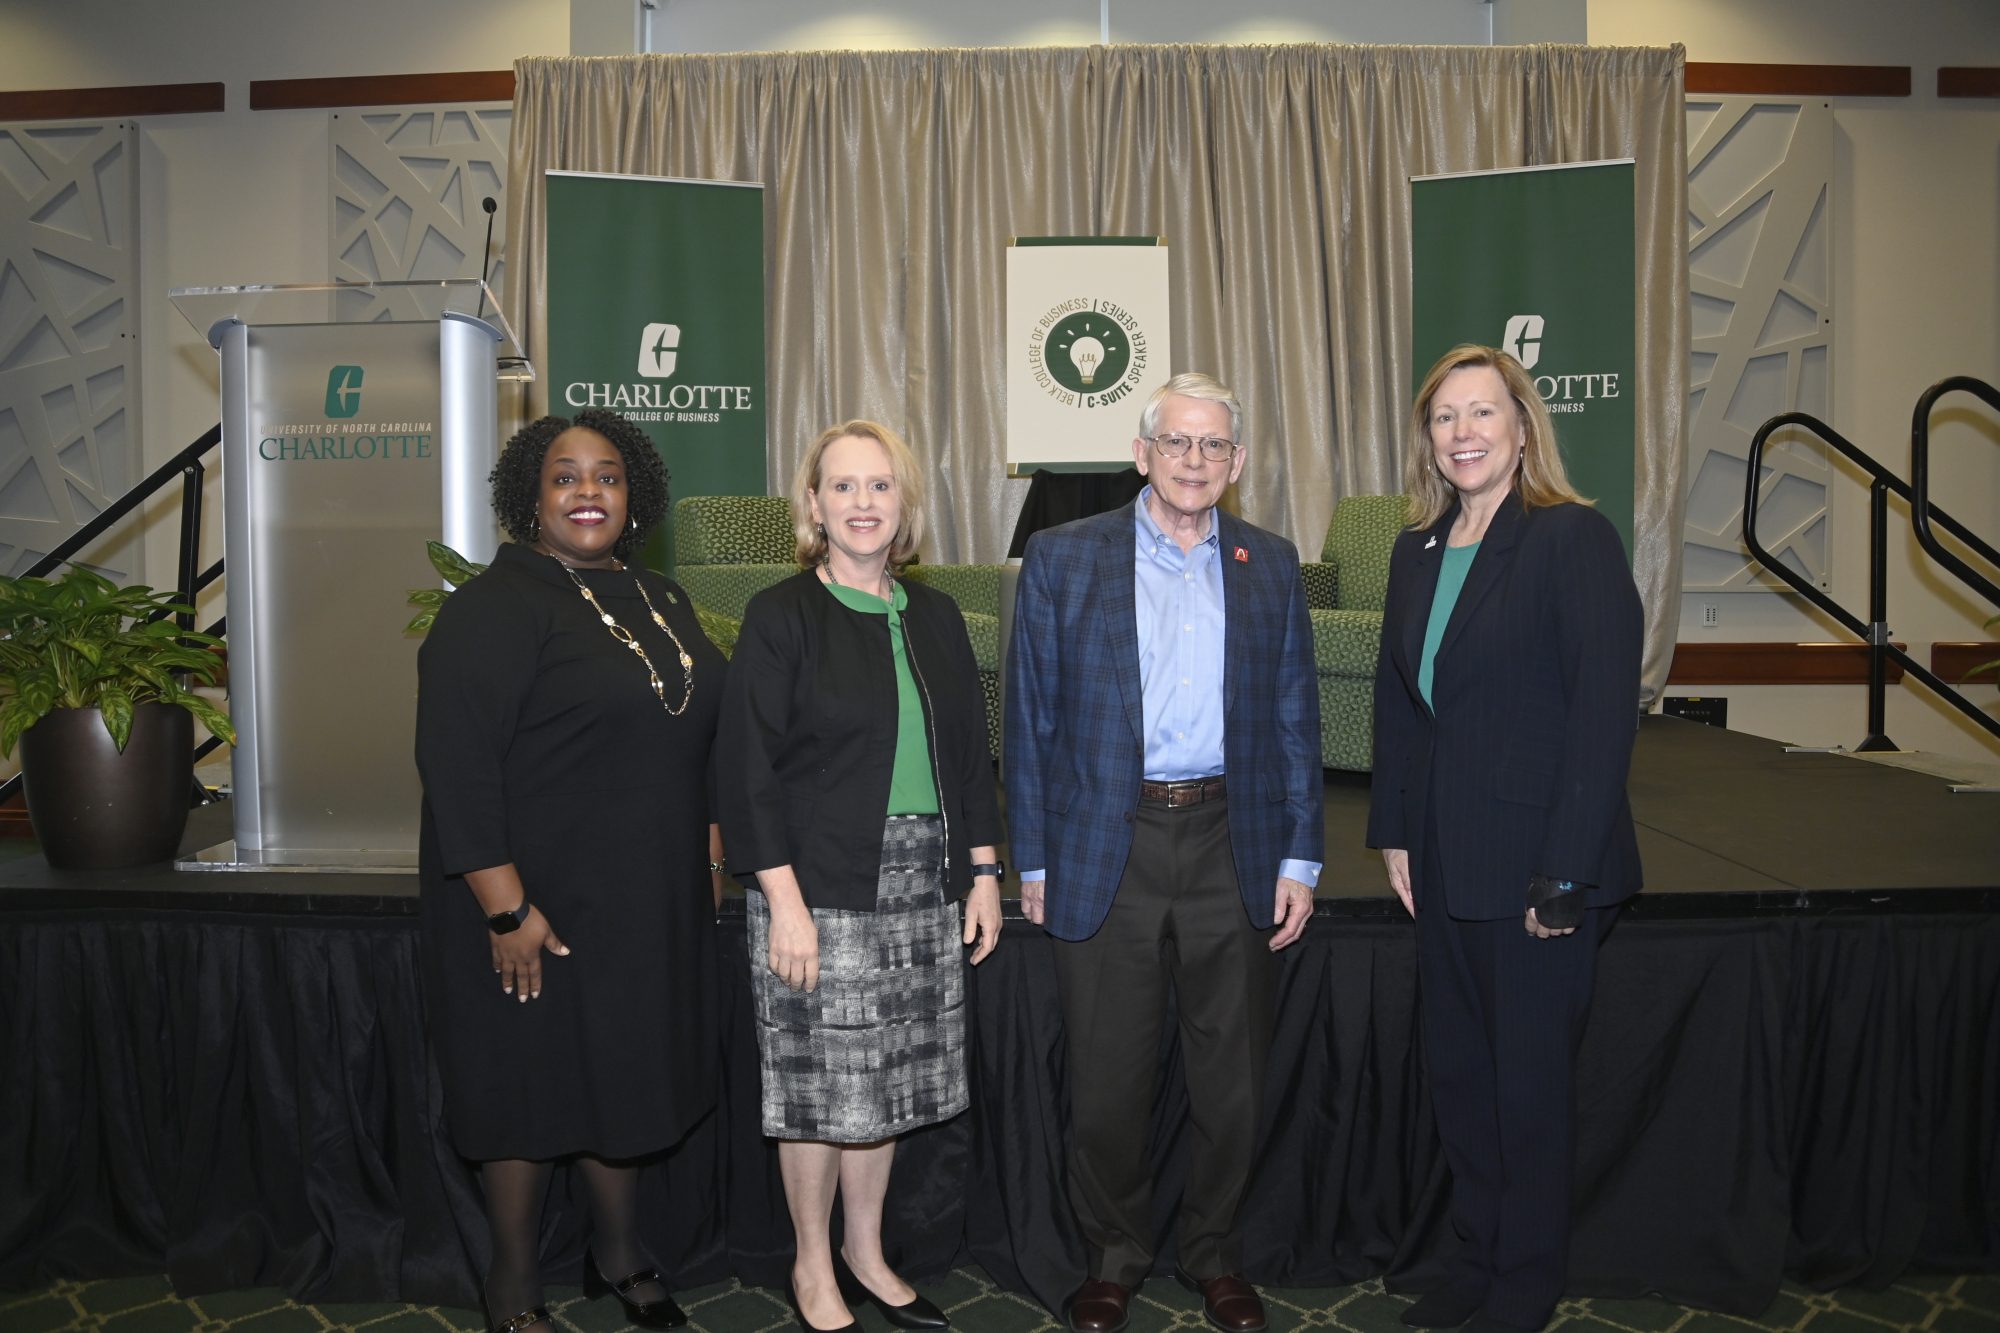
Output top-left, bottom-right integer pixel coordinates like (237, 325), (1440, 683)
(672, 495), (1005, 757)
(1302, 493), (1410, 772)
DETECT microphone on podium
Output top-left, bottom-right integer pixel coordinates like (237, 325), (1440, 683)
(476, 196), (498, 318)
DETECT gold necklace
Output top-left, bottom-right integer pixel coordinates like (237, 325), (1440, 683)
(560, 561), (694, 716)
(822, 559), (893, 602)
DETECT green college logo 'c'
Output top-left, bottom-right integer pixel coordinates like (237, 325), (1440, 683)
(324, 365), (364, 418)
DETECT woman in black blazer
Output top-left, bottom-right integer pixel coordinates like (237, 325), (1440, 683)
(1367, 345), (1643, 1333)
(718, 420), (1003, 1333)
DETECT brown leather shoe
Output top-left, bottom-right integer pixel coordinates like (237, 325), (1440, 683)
(1174, 1266), (1266, 1333)
(1066, 1278), (1132, 1333)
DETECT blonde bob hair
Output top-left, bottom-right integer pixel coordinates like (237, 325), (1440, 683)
(1404, 343), (1590, 530)
(791, 419), (926, 572)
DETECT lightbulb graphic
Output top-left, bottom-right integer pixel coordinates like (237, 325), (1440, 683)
(1068, 335), (1106, 386)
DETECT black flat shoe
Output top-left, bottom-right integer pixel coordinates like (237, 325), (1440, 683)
(584, 1249), (688, 1329)
(487, 1306), (551, 1333)
(787, 1279), (858, 1333)
(834, 1251), (950, 1329)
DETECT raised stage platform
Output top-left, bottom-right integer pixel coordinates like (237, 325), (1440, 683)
(2, 717), (1994, 1315)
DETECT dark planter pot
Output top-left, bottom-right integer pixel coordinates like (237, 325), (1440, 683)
(20, 703), (194, 870)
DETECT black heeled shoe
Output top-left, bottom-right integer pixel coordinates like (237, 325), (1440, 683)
(787, 1279), (858, 1333)
(487, 1306), (551, 1333)
(833, 1251), (950, 1329)
(584, 1248), (688, 1329)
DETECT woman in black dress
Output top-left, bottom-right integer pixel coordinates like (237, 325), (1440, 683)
(718, 420), (1003, 1333)
(417, 409), (725, 1333)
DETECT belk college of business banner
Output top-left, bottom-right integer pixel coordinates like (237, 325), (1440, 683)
(545, 171), (767, 569)
(1006, 238), (1173, 471)
(1411, 161), (1636, 553)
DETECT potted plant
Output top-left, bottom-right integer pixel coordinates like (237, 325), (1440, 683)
(0, 567), (234, 869)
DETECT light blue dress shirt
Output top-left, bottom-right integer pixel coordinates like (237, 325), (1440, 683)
(1021, 488), (1320, 890)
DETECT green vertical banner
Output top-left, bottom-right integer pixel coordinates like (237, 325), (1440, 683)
(545, 171), (768, 572)
(1411, 161), (1635, 554)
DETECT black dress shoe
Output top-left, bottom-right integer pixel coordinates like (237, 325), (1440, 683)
(786, 1279), (859, 1333)
(584, 1249), (688, 1329)
(1172, 1266), (1266, 1333)
(1399, 1290), (1485, 1328)
(487, 1306), (550, 1333)
(1065, 1278), (1133, 1333)
(834, 1251), (950, 1328)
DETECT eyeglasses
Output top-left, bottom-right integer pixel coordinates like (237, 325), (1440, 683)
(1148, 433), (1240, 462)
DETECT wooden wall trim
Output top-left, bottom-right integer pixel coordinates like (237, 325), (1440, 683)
(1939, 68), (2000, 98)
(1930, 642), (2000, 684)
(9, 64), (1931, 118)
(1668, 641), (1909, 686)
(0, 82), (224, 120)
(249, 71), (515, 110)
(1685, 62), (1911, 97)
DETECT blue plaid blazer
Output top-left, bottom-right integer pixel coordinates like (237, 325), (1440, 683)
(1004, 501), (1324, 942)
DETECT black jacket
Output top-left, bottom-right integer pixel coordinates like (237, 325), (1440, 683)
(1366, 498), (1644, 919)
(717, 570), (1003, 911)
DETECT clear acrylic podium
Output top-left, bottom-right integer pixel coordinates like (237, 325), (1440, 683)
(168, 280), (533, 870)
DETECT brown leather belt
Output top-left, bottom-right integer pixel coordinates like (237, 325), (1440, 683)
(1138, 775), (1227, 808)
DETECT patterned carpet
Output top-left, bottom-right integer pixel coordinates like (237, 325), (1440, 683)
(3, 1268), (1994, 1333)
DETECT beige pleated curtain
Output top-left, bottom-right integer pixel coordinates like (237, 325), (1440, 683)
(505, 44), (1688, 701)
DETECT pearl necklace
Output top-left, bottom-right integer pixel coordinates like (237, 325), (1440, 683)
(557, 558), (694, 716)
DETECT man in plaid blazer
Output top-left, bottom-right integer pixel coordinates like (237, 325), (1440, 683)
(1005, 372), (1324, 1333)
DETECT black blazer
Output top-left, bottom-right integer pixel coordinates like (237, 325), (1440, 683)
(717, 570), (1003, 911)
(1366, 498), (1643, 920)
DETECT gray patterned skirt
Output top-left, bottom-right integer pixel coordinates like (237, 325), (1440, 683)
(746, 815), (968, 1142)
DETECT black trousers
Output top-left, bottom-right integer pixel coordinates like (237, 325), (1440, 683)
(1413, 882), (1615, 1330)
(1050, 794), (1276, 1287)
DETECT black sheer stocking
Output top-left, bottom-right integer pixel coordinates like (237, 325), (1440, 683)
(479, 1158), (554, 1331)
(576, 1156), (668, 1303)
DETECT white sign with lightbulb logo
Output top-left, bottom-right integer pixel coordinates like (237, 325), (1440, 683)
(1005, 238), (1173, 471)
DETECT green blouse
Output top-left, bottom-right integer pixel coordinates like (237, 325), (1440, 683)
(1419, 542), (1480, 709)
(822, 577), (941, 815)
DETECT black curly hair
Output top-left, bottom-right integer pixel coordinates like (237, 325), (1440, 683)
(490, 409), (672, 562)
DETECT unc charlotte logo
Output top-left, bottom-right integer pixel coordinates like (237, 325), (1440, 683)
(1501, 315), (1544, 370)
(638, 323), (681, 378)
(324, 365), (363, 418)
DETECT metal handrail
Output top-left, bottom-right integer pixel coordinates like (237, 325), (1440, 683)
(4, 425), (226, 811)
(1743, 409), (2000, 750)
(1909, 376), (2000, 606)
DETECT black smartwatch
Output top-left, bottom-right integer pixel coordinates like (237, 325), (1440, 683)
(487, 900), (531, 934)
(969, 861), (1005, 882)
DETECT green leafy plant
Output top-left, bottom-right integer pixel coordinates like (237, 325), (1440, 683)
(0, 567), (235, 757)
(407, 541), (739, 658)
(404, 541), (486, 633)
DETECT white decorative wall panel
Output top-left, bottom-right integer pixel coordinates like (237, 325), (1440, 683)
(329, 106), (510, 320)
(0, 120), (138, 578)
(1683, 98), (1835, 591)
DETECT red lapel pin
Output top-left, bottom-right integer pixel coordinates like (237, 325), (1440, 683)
(1233, 546), (1249, 563)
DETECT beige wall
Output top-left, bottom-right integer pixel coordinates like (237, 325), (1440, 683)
(1593, 0), (2000, 760)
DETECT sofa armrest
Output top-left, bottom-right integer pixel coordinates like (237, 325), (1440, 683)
(1310, 607), (1384, 677)
(1301, 561), (1339, 612)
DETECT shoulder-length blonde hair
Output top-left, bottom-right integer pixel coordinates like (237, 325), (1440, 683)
(1404, 343), (1590, 530)
(790, 419), (927, 572)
